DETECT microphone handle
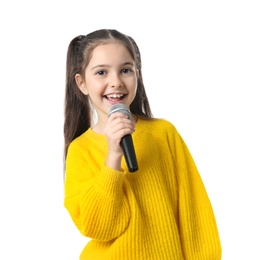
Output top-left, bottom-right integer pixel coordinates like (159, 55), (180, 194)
(121, 134), (138, 172)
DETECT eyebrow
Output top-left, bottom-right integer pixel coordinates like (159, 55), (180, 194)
(91, 62), (135, 71)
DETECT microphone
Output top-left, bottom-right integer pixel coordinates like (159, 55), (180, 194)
(108, 104), (138, 172)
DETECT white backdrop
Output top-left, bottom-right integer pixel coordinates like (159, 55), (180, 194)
(0, 1), (272, 259)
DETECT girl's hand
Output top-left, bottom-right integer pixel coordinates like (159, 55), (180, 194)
(104, 112), (135, 170)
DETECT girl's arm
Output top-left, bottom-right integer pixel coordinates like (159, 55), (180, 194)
(64, 143), (130, 241)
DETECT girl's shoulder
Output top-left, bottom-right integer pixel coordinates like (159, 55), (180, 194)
(137, 117), (179, 136)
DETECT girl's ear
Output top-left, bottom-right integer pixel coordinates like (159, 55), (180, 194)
(136, 69), (140, 79)
(75, 74), (88, 95)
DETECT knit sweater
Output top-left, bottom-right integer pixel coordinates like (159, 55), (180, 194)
(64, 118), (222, 260)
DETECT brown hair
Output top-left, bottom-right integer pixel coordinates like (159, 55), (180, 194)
(64, 29), (153, 162)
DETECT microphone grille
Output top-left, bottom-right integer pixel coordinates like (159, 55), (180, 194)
(108, 104), (131, 119)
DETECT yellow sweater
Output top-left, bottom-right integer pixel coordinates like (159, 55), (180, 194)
(64, 118), (222, 260)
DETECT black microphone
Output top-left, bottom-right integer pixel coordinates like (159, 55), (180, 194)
(108, 104), (138, 172)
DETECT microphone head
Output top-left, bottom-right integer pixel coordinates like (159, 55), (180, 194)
(108, 104), (131, 119)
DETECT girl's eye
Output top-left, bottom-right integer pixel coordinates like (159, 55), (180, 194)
(122, 68), (132, 74)
(96, 70), (106, 76)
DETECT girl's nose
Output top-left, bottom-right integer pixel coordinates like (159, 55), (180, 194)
(109, 73), (123, 88)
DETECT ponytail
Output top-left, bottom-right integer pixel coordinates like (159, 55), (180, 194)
(64, 35), (90, 160)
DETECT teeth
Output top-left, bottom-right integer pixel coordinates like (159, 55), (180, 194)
(107, 94), (124, 98)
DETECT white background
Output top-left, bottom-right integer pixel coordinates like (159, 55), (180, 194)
(0, 1), (272, 259)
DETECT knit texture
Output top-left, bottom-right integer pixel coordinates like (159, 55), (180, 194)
(64, 118), (222, 260)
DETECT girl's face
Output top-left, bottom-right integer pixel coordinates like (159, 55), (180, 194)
(75, 42), (138, 123)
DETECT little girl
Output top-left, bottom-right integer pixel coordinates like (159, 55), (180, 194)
(64, 29), (222, 260)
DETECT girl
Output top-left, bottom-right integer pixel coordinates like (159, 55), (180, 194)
(64, 29), (222, 260)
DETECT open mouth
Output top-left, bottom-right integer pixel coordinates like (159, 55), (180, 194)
(104, 93), (125, 102)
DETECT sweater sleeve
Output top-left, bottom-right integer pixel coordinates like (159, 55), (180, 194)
(167, 124), (222, 260)
(64, 141), (130, 241)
